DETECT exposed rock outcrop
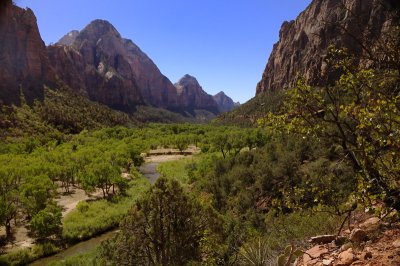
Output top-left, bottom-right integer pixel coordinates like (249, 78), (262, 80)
(48, 43), (142, 112)
(256, 0), (397, 94)
(49, 19), (181, 112)
(0, 2), (55, 105)
(57, 30), (79, 46)
(174, 74), (219, 114)
(1, 4), (221, 117)
(213, 91), (239, 113)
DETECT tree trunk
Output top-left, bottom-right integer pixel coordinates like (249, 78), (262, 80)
(5, 220), (12, 239)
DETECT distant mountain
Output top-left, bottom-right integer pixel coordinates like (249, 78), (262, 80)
(213, 91), (239, 113)
(57, 30), (79, 46)
(256, 0), (396, 95)
(49, 19), (181, 112)
(50, 20), (224, 116)
(0, 3), (222, 123)
(174, 74), (219, 115)
(214, 91), (284, 126)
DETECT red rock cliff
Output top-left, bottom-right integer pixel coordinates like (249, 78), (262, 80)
(0, 2), (54, 105)
(256, 0), (396, 95)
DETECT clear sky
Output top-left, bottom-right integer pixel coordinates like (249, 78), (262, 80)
(16, 0), (311, 103)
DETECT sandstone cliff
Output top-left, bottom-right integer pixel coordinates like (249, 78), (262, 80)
(213, 91), (239, 113)
(49, 20), (181, 112)
(256, 0), (396, 94)
(1, 4), (222, 117)
(0, 2), (55, 105)
(175, 75), (219, 114)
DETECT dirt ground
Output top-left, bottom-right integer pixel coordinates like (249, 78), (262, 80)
(143, 145), (200, 163)
(0, 186), (103, 252)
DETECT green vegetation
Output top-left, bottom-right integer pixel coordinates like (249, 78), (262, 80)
(260, 41), (400, 212)
(214, 90), (285, 127)
(100, 178), (225, 265)
(0, 242), (60, 266)
(30, 204), (62, 239)
(62, 176), (150, 242)
(0, 24), (398, 263)
(157, 157), (193, 184)
(47, 249), (101, 266)
(0, 123), (266, 264)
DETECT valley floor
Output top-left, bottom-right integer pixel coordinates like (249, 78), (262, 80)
(1, 185), (103, 252)
(0, 146), (200, 265)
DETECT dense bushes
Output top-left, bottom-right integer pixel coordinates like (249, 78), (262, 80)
(100, 178), (225, 265)
(190, 135), (355, 219)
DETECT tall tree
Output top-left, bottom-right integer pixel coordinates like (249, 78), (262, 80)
(261, 31), (400, 210)
(100, 178), (223, 265)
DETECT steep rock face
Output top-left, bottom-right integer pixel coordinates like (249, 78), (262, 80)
(48, 44), (143, 112)
(256, 0), (396, 94)
(57, 30), (79, 46)
(48, 24), (144, 112)
(0, 3), (55, 105)
(175, 75), (219, 114)
(213, 91), (239, 113)
(50, 20), (179, 111)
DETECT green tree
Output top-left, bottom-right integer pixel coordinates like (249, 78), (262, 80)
(261, 43), (400, 210)
(211, 133), (229, 158)
(0, 157), (22, 238)
(30, 204), (62, 239)
(100, 178), (223, 265)
(82, 159), (121, 197)
(174, 135), (189, 154)
(19, 174), (56, 218)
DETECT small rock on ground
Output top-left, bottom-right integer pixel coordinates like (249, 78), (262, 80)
(303, 245), (328, 265)
(337, 248), (355, 266)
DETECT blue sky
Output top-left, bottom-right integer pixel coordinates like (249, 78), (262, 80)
(17, 0), (311, 103)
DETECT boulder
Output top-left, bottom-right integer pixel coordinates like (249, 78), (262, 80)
(350, 229), (368, 243)
(309, 234), (336, 244)
(337, 248), (356, 266)
(359, 217), (380, 232)
(322, 258), (333, 265)
(303, 245), (328, 265)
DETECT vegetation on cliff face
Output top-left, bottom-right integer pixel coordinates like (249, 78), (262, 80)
(260, 28), (400, 212)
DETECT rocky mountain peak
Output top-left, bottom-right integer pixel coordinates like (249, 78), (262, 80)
(175, 75), (200, 94)
(57, 30), (79, 46)
(174, 75), (219, 114)
(175, 74), (201, 91)
(215, 91), (226, 97)
(49, 19), (182, 111)
(213, 91), (238, 113)
(78, 19), (121, 42)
